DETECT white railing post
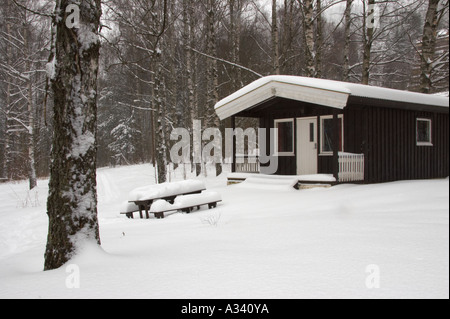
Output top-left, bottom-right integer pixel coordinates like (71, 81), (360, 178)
(235, 155), (260, 173)
(338, 152), (364, 182)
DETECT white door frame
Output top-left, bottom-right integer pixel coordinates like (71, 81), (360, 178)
(296, 117), (318, 175)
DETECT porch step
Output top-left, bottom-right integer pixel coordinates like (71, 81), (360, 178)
(227, 173), (336, 190)
(239, 175), (299, 190)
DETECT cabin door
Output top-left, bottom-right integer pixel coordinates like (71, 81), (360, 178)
(296, 117), (318, 175)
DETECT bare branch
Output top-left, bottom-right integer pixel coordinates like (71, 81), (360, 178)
(188, 46), (263, 78)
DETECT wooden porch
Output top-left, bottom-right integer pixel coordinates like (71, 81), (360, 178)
(231, 152), (364, 184)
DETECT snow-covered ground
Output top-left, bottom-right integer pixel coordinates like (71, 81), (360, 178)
(0, 164), (448, 299)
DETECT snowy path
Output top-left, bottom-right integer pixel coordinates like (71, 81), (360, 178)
(0, 164), (448, 299)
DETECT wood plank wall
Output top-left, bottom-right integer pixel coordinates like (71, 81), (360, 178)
(248, 97), (449, 182)
(346, 105), (449, 183)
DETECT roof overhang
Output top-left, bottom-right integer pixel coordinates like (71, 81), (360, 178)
(214, 76), (450, 120)
(214, 77), (350, 120)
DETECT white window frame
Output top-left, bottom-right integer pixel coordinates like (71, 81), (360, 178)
(320, 115), (344, 156)
(274, 118), (295, 156)
(416, 118), (433, 146)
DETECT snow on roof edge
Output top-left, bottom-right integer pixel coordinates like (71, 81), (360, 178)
(214, 75), (449, 112)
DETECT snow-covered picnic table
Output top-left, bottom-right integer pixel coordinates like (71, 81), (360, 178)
(150, 191), (222, 219)
(120, 180), (207, 219)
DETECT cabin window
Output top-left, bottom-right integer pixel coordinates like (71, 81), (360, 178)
(320, 115), (343, 155)
(416, 118), (432, 146)
(274, 119), (294, 155)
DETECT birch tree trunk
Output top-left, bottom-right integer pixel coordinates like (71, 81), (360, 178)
(206, 0), (222, 176)
(272, 0), (280, 75)
(229, 0), (242, 91)
(154, 52), (167, 184)
(3, 15), (12, 181)
(420, 0), (440, 93)
(315, 0), (323, 78)
(343, 0), (353, 81)
(282, 0), (294, 73)
(302, 0), (316, 77)
(45, 0), (102, 271)
(24, 24), (37, 190)
(183, 0), (199, 175)
(362, 0), (375, 85)
(190, 3), (201, 176)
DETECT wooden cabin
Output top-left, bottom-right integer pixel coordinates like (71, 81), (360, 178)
(214, 76), (449, 184)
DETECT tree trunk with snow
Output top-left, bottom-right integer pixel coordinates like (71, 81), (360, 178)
(420, 0), (440, 94)
(302, 0), (316, 78)
(45, 0), (102, 271)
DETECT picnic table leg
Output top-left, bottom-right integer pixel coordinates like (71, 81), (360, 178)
(144, 205), (150, 219)
(138, 205), (144, 219)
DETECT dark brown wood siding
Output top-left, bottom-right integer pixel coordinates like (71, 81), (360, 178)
(259, 112), (297, 175)
(241, 96), (448, 182)
(345, 104), (449, 183)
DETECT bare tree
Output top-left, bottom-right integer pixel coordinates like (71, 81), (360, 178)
(103, 0), (169, 182)
(298, 0), (316, 77)
(362, 0), (375, 84)
(420, 0), (449, 93)
(229, 0), (243, 90)
(272, 0), (281, 74)
(0, 0), (48, 188)
(343, 0), (353, 81)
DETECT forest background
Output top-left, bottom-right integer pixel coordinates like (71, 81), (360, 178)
(0, 0), (448, 186)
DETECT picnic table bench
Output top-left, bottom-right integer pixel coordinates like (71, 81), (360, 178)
(150, 191), (222, 219)
(120, 180), (206, 219)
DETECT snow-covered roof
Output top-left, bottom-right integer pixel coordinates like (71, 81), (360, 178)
(434, 91), (449, 97)
(214, 75), (449, 120)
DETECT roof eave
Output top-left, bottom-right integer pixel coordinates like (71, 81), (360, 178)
(215, 80), (350, 120)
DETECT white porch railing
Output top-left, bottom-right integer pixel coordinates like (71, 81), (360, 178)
(338, 152), (365, 182)
(233, 153), (364, 183)
(235, 155), (260, 173)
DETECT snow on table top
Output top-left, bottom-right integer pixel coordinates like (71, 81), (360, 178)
(120, 201), (139, 213)
(174, 191), (222, 207)
(215, 75), (449, 110)
(149, 191), (221, 213)
(150, 199), (177, 213)
(128, 180), (206, 202)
